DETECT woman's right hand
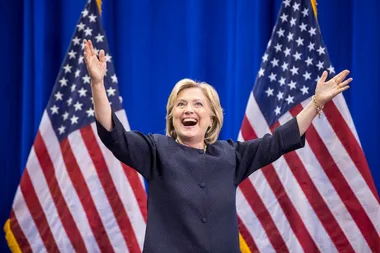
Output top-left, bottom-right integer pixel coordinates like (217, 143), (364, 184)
(83, 39), (107, 85)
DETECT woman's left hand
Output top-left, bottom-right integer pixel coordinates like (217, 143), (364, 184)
(315, 69), (353, 107)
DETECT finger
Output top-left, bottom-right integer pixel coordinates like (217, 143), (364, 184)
(335, 69), (350, 83)
(338, 86), (350, 93)
(83, 41), (91, 57)
(339, 77), (353, 88)
(84, 40), (94, 59)
(88, 40), (95, 55)
(331, 72), (342, 83)
(319, 70), (328, 83)
(332, 86), (349, 98)
(83, 40), (91, 56)
(99, 50), (105, 63)
(88, 40), (94, 55)
(83, 51), (91, 66)
(83, 46), (89, 60)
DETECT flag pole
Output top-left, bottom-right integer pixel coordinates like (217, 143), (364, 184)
(96, 0), (102, 15)
(310, 0), (318, 18)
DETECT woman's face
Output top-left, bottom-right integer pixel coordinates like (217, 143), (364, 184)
(172, 87), (213, 144)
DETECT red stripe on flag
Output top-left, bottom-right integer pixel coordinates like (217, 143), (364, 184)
(238, 217), (259, 253)
(241, 115), (255, 140)
(80, 126), (141, 253)
(19, 169), (59, 252)
(270, 120), (355, 253)
(121, 163), (148, 222)
(241, 116), (288, 252)
(243, 116), (319, 252)
(242, 116), (287, 250)
(261, 165), (320, 253)
(324, 101), (379, 202)
(239, 179), (289, 253)
(60, 138), (114, 253)
(289, 106), (380, 252)
(34, 132), (87, 252)
(10, 210), (32, 253)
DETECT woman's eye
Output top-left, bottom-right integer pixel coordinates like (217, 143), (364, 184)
(195, 102), (203, 107)
(177, 102), (185, 106)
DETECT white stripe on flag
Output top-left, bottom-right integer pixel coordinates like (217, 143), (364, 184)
(26, 148), (75, 253)
(236, 189), (275, 253)
(40, 111), (101, 252)
(244, 93), (271, 136)
(332, 94), (360, 144)
(237, 131), (243, 142)
(68, 129), (128, 252)
(116, 110), (132, 131)
(91, 120), (147, 249)
(248, 170), (304, 252)
(12, 188), (46, 253)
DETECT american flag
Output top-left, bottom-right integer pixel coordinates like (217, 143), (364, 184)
(237, 0), (380, 252)
(5, 0), (147, 252)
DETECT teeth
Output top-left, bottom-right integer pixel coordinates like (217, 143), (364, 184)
(183, 118), (197, 122)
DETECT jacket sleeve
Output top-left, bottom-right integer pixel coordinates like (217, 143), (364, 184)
(95, 111), (156, 180)
(233, 117), (305, 185)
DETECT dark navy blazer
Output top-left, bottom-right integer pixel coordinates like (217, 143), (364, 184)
(96, 112), (305, 253)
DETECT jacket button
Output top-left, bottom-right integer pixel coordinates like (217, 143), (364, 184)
(201, 217), (207, 223)
(198, 150), (204, 154)
(199, 183), (206, 188)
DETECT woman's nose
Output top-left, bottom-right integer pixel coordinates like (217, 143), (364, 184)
(184, 105), (194, 114)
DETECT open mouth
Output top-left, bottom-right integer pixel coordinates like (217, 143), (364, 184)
(182, 118), (198, 127)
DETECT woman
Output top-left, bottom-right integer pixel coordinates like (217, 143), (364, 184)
(83, 39), (352, 253)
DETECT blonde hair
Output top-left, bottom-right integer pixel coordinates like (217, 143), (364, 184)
(165, 78), (224, 144)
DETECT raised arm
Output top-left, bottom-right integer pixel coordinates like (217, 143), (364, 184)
(83, 39), (156, 179)
(296, 70), (352, 136)
(234, 70), (352, 184)
(83, 39), (113, 130)
(233, 116), (305, 184)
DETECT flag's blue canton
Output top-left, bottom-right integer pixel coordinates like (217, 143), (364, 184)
(253, 0), (335, 127)
(46, 0), (122, 141)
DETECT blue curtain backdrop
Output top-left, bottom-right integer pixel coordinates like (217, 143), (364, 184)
(1, 0), (379, 252)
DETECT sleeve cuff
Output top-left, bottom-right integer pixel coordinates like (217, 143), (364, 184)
(95, 112), (123, 146)
(278, 117), (305, 153)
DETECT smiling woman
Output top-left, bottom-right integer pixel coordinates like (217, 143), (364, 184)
(165, 79), (224, 150)
(82, 38), (352, 252)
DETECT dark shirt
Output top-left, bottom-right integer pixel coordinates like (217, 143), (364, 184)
(96, 112), (305, 253)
